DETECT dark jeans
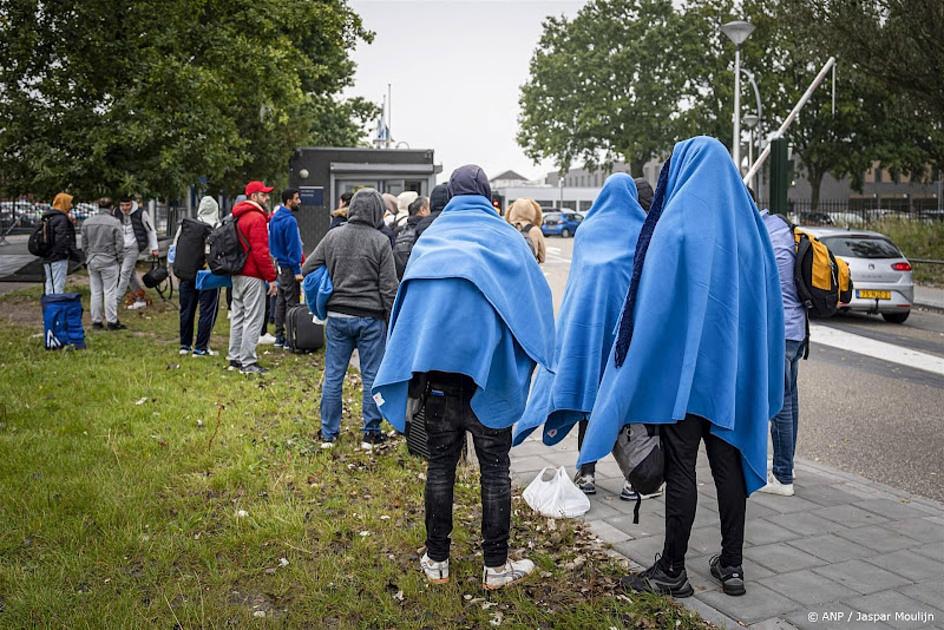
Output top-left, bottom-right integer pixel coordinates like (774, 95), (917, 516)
(662, 414), (746, 570)
(423, 372), (512, 568)
(577, 419), (596, 475)
(273, 266), (300, 338)
(771, 339), (804, 484)
(178, 279), (220, 351)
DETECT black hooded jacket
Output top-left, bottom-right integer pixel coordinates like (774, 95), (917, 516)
(301, 189), (398, 320)
(415, 183), (451, 238)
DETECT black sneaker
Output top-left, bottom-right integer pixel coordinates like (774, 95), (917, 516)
(574, 472), (596, 495)
(273, 335), (286, 348)
(92, 322), (104, 330)
(709, 554), (746, 596)
(240, 363), (267, 375)
(620, 480), (664, 501)
(360, 432), (387, 450)
(106, 321), (127, 330)
(227, 360), (242, 371)
(621, 555), (694, 598)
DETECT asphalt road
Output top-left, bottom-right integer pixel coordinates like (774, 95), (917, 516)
(542, 236), (944, 502)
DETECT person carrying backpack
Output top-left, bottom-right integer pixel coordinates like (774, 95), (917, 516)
(393, 195), (429, 279)
(80, 197), (125, 330)
(752, 191), (807, 498)
(226, 181), (278, 375)
(583, 137), (785, 599)
(506, 198), (545, 263)
(372, 165), (555, 591)
(172, 196), (221, 356)
(35, 193), (81, 294)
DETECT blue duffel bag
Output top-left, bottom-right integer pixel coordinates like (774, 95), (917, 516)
(41, 293), (86, 350)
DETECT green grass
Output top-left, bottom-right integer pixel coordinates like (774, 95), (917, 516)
(0, 284), (707, 628)
(866, 218), (944, 286)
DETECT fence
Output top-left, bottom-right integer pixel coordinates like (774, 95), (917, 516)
(764, 199), (944, 227)
(1, 198), (185, 241)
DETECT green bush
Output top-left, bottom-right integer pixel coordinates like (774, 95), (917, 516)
(866, 218), (944, 286)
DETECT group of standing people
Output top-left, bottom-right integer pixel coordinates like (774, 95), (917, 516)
(40, 193), (159, 329)
(37, 135), (806, 598)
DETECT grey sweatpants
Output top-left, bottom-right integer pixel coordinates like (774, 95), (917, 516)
(227, 275), (266, 367)
(89, 263), (120, 324)
(116, 246), (142, 300)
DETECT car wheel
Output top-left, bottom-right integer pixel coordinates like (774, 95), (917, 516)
(561, 228), (571, 238)
(881, 311), (910, 324)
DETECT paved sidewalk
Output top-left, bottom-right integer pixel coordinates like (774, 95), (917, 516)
(914, 285), (944, 311)
(510, 432), (944, 629)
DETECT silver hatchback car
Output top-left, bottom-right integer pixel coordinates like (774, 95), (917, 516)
(803, 227), (914, 323)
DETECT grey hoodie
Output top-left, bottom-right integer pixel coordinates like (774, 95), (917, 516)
(302, 189), (398, 319)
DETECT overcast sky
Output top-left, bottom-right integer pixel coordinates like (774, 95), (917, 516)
(345, 0), (588, 182)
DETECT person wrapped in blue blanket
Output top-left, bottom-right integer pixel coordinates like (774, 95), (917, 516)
(580, 137), (785, 598)
(372, 165), (555, 590)
(511, 173), (648, 500)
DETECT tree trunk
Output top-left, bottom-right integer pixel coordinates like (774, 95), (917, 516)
(629, 157), (645, 178)
(809, 168), (824, 212)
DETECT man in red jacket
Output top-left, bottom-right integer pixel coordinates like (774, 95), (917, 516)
(227, 181), (278, 375)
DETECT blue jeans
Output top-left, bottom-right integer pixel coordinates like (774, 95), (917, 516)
(771, 339), (804, 484)
(319, 316), (387, 440)
(44, 260), (68, 294)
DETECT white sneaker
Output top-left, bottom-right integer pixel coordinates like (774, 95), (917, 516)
(257, 333), (277, 345)
(127, 300), (147, 310)
(759, 472), (795, 496)
(179, 347), (190, 355)
(483, 558), (535, 590)
(420, 553), (449, 584)
(320, 441), (335, 450)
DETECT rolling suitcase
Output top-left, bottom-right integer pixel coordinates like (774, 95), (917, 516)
(285, 304), (324, 353)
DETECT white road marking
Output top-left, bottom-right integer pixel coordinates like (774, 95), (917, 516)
(811, 324), (944, 376)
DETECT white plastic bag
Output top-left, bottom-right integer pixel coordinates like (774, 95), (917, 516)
(522, 466), (591, 518)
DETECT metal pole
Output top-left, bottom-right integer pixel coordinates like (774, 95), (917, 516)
(743, 57), (836, 185)
(386, 83), (392, 149)
(733, 46), (742, 173)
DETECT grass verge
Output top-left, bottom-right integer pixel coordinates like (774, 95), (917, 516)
(0, 283), (707, 628)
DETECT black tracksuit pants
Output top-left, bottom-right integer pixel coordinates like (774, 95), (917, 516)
(661, 414), (747, 570)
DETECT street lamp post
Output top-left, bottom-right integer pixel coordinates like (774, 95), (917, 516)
(743, 113), (760, 198)
(721, 20), (755, 175)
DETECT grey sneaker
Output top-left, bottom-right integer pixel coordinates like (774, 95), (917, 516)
(621, 555), (693, 598)
(709, 554), (746, 596)
(420, 553), (449, 584)
(227, 360), (242, 371)
(240, 363), (267, 375)
(482, 558), (535, 590)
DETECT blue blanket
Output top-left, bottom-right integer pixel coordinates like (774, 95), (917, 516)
(302, 265), (333, 321)
(512, 174), (646, 446)
(371, 194), (555, 431)
(578, 137), (785, 495)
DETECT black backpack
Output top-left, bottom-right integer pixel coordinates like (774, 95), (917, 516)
(206, 214), (249, 275)
(393, 222), (419, 278)
(612, 423), (664, 524)
(173, 218), (212, 281)
(517, 222), (539, 260)
(28, 216), (55, 257)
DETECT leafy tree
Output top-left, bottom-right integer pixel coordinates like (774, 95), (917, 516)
(518, 0), (736, 177)
(0, 0), (378, 200)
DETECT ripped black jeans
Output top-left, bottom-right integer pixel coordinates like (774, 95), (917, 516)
(422, 372), (512, 568)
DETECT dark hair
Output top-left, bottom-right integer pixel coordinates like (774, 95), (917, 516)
(97, 197), (113, 210)
(119, 195), (133, 203)
(281, 188), (299, 204)
(408, 196), (428, 217)
(340, 191), (353, 206)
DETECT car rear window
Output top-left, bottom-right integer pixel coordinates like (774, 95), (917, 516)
(820, 236), (902, 259)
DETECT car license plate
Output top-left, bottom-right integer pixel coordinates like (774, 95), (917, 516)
(857, 290), (891, 300)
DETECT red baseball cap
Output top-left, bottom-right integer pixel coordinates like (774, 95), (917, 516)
(244, 180), (273, 196)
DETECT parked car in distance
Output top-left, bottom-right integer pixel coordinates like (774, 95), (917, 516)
(541, 210), (584, 238)
(803, 227), (914, 323)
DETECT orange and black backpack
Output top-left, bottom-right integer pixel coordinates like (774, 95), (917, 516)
(775, 215), (853, 357)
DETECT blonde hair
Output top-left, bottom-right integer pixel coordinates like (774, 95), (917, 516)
(507, 198), (542, 228)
